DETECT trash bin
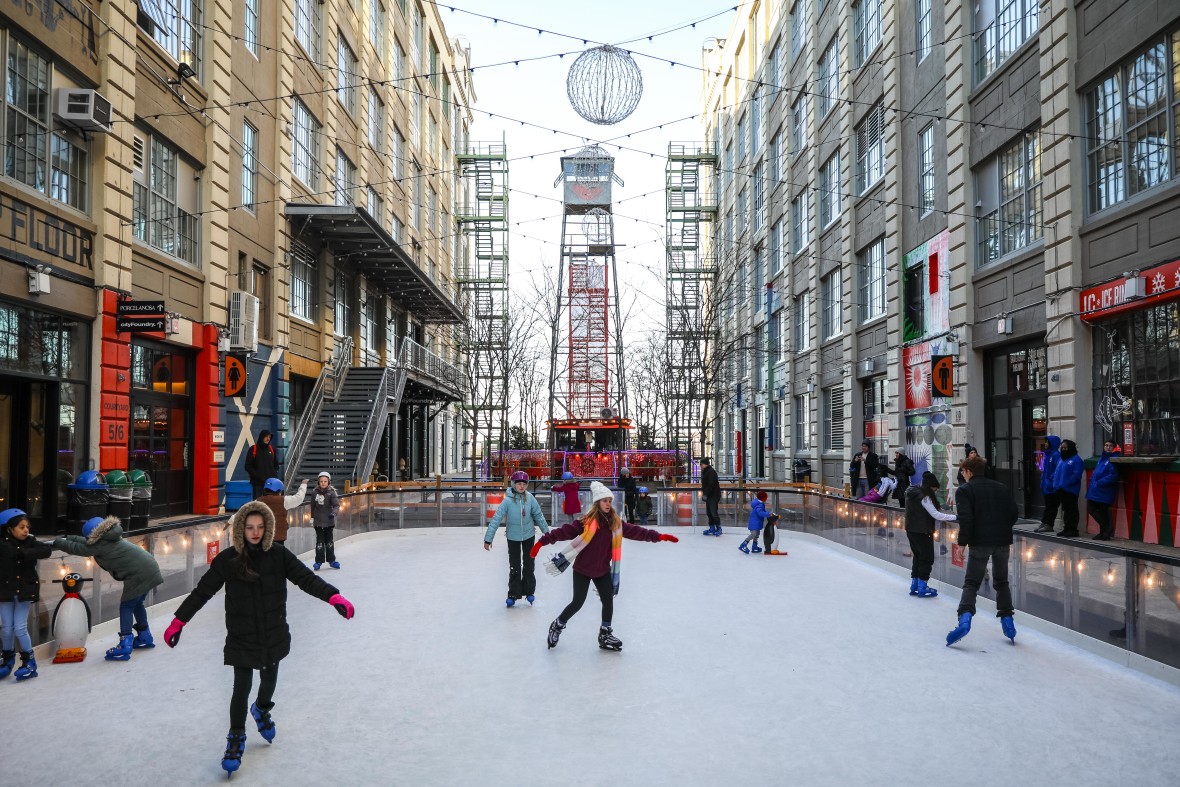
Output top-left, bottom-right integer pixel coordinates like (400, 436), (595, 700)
(66, 470), (109, 535)
(130, 469), (152, 530)
(225, 480), (253, 511)
(106, 470), (133, 523)
(792, 459), (813, 483)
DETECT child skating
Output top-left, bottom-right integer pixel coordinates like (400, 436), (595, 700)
(0, 509), (53, 681)
(484, 470), (550, 606)
(162, 501), (354, 775)
(530, 481), (677, 650)
(53, 515), (163, 660)
(552, 471), (582, 524)
(740, 492), (770, 553)
(635, 487), (653, 526)
(309, 472), (341, 569)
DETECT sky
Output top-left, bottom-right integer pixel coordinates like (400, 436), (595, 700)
(443, 0), (740, 342)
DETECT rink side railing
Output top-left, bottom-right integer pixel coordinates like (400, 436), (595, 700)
(28, 483), (1180, 674)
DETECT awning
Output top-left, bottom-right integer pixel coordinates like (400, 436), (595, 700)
(285, 204), (465, 324)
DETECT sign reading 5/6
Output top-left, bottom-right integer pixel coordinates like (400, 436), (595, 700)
(106, 421), (127, 442)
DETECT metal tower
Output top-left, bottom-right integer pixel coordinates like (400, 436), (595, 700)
(456, 142), (509, 473)
(665, 141), (718, 454)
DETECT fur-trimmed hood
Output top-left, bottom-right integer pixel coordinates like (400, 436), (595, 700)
(228, 500), (276, 552)
(86, 515), (123, 545)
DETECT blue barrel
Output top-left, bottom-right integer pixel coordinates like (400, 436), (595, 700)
(225, 480), (253, 511)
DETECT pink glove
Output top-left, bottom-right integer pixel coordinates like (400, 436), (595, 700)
(658, 534), (679, 543)
(164, 618), (185, 648)
(329, 594), (354, 619)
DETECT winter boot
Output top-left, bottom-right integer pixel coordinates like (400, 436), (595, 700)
(105, 633), (134, 661)
(909, 578), (922, 595)
(713, 526), (723, 536)
(13, 651), (37, 681)
(250, 702), (276, 743)
(914, 580), (938, 597)
(330, 561), (341, 569)
(750, 543), (763, 553)
(547, 618), (566, 649)
(702, 525), (716, 536)
(526, 595), (535, 605)
(1001, 615), (1017, 643)
(0, 650), (14, 679)
(132, 623), (155, 649)
(738, 542), (750, 554)
(946, 612), (973, 646)
(221, 728), (247, 774)
(1033, 523), (1055, 534)
(598, 626), (623, 651)
(506, 598), (515, 607)
(313, 562), (322, 571)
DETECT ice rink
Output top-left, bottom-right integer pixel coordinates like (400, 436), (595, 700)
(12, 526), (1180, 786)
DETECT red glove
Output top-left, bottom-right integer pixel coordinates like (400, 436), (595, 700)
(659, 534), (679, 543)
(164, 618), (185, 648)
(329, 594), (354, 619)
(529, 541), (543, 559)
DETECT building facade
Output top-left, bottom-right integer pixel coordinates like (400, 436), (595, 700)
(695, 0), (1180, 544)
(0, 0), (473, 533)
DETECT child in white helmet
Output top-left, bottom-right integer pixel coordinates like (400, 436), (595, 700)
(310, 472), (341, 570)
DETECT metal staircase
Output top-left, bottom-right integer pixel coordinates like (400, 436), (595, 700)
(284, 337), (351, 489)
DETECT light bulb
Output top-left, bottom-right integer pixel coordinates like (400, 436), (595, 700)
(1025, 548), (1034, 560)
(1077, 561), (1084, 573)
(1146, 575), (1155, 588)
(1106, 570), (1115, 584)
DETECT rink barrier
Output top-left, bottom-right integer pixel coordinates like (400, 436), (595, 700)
(24, 483), (1180, 675)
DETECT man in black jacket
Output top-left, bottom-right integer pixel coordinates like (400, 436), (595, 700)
(848, 441), (880, 499)
(244, 430), (280, 500)
(947, 455), (1020, 646)
(700, 457), (722, 535)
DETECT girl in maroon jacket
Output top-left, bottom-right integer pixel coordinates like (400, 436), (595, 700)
(530, 481), (677, 650)
(552, 472), (583, 524)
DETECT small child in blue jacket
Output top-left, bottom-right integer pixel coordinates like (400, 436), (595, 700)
(741, 492), (771, 554)
(484, 471), (550, 606)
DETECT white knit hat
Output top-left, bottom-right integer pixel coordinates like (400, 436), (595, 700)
(588, 481), (614, 506)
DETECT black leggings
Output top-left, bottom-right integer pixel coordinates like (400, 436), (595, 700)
(230, 663), (279, 730)
(558, 572), (614, 627)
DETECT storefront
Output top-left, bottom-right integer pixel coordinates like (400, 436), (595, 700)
(128, 340), (195, 518)
(983, 343), (1049, 518)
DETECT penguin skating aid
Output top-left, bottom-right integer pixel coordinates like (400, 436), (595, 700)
(51, 573), (92, 663)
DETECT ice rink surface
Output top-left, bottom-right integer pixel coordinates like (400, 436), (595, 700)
(11, 527), (1180, 786)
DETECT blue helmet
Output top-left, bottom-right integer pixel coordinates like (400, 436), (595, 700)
(263, 477), (284, 493)
(82, 517), (106, 539)
(638, 487), (649, 494)
(562, 471), (574, 480)
(0, 508), (27, 528)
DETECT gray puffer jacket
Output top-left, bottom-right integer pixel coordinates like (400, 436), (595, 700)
(310, 485), (341, 527)
(53, 517), (163, 601)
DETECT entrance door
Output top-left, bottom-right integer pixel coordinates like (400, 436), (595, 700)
(131, 401), (191, 518)
(985, 344), (1049, 519)
(0, 379), (55, 529)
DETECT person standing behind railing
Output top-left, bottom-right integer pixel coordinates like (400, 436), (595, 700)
(1086, 441), (1121, 540)
(1053, 440), (1085, 538)
(1034, 436), (1062, 534)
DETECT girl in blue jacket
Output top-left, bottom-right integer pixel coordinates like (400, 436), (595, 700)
(1086, 441), (1121, 540)
(740, 492), (771, 553)
(484, 471), (550, 606)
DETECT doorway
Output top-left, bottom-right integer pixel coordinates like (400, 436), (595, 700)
(129, 342), (194, 518)
(986, 344), (1049, 518)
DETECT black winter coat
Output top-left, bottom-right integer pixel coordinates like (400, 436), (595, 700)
(0, 532), (53, 602)
(617, 474), (638, 499)
(700, 466), (721, 499)
(954, 477), (1019, 547)
(891, 456), (915, 501)
(174, 543), (338, 668)
(244, 442), (280, 485)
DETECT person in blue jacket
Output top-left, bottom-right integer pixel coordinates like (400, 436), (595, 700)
(1034, 436), (1063, 533)
(484, 471), (550, 606)
(1053, 439), (1085, 537)
(1086, 440), (1121, 540)
(740, 491), (770, 553)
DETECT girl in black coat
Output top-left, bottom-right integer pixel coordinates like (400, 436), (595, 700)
(163, 501), (356, 774)
(0, 509), (53, 680)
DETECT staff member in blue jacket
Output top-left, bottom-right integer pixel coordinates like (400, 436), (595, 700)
(1034, 436), (1063, 534)
(1086, 441), (1121, 540)
(1053, 439), (1085, 538)
(484, 471), (551, 606)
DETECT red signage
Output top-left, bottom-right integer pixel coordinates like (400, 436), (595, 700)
(951, 543), (966, 568)
(1080, 257), (1180, 322)
(207, 540), (220, 564)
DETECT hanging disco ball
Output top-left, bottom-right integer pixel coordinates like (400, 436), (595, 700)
(566, 45), (643, 125)
(582, 207), (611, 244)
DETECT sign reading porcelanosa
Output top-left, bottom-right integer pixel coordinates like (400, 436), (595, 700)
(0, 190), (95, 270)
(1079, 258), (1180, 322)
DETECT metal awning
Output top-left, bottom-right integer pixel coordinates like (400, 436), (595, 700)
(285, 204), (465, 324)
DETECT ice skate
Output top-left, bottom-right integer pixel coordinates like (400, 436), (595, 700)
(750, 544), (763, 553)
(946, 612), (973, 646)
(526, 595), (535, 605)
(738, 542), (750, 553)
(250, 702), (276, 743)
(506, 598), (515, 607)
(913, 580), (938, 597)
(1001, 616), (1017, 644)
(598, 626), (623, 651)
(547, 618), (565, 649)
(13, 651), (37, 681)
(222, 728), (247, 774)
(132, 624), (155, 649)
(105, 633), (134, 661)
(0, 650), (14, 679)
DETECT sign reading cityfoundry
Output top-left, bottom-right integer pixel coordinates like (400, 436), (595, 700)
(1080, 257), (1180, 322)
(115, 300), (166, 333)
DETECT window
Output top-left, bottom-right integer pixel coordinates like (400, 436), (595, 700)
(412, 166), (423, 231)
(359, 279), (377, 360)
(737, 113), (747, 163)
(794, 394), (810, 451)
(863, 377), (886, 452)
(244, 0), (259, 56)
(753, 325), (763, 389)
(367, 186), (383, 223)
(370, 0), (386, 52)
(427, 184), (437, 237)
(132, 135), (200, 266)
(737, 187), (747, 235)
(916, 0), (931, 61)
(239, 256), (271, 339)
(752, 161), (765, 230)
(918, 124), (935, 214)
(290, 240), (317, 321)
(790, 0), (808, 61)
(791, 94), (808, 154)
(335, 148), (355, 206)
(724, 143), (734, 194)
(291, 98), (320, 187)
(392, 128), (405, 179)
(770, 221), (783, 274)
(858, 238), (885, 322)
(337, 34), (358, 114)
(1092, 303), (1180, 456)
(977, 130), (1042, 266)
(411, 4), (423, 72)
(750, 90), (762, 153)
(821, 270), (841, 340)
(429, 40), (440, 92)
(823, 386), (845, 451)
(294, 0), (322, 60)
(334, 268), (352, 337)
(394, 39), (404, 83)
(819, 153), (841, 227)
(241, 121), (257, 210)
(818, 39), (838, 117)
(791, 191), (811, 253)
(1087, 35), (1180, 213)
(855, 102), (885, 192)
(138, 0), (202, 72)
(412, 90), (422, 150)
(3, 37), (91, 212)
(769, 132), (781, 185)
(974, 0), (1039, 84)
(368, 88), (384, 148)
(768, 39), (780, 87)
(854, 0), (881, 67)
(391, 212), (403, 244)
(793, 294), (810, 351)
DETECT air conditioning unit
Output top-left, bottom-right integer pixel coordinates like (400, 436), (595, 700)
(228, 291), (259, 352)
(600, 407), (617, 419)
(54, 88), (113, 132)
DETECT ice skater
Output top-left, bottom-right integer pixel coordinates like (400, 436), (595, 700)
(310, 472), (341, 569)
(635, 487), (653, 526)
(0, 509), (53, 681)
(903, 472), (956, 598)
(53, 515), (163, 661)
(530, 481), (678, 650)
(484, 471), (550, 606)
(257, 476), (308, 548)
(740, 491), (771, 553)
(162, 501), (354, 775)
